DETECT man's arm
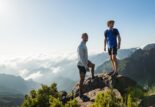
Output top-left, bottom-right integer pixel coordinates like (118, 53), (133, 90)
(117, 34), (121, 49)
(104, 30), (107, 51)
(104, 37), (107, 51)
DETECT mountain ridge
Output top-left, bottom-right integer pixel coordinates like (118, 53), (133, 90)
(0, 73), (40, 107)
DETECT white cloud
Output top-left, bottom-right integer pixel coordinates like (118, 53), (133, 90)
(0, 52), (79, 84)
(19, 69), (30, 77)
(0, 50), (109, 84)
(25, 71), (42, 80)
(51, 67), (61, 74)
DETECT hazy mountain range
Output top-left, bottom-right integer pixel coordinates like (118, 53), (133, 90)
(0, 74), (40, 106)
(0, 47), (137, 90)
(0, 74), (40, 94)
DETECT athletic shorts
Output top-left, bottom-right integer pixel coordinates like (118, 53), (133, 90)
(77, 60), (92, 74)
(108, 47), (117, 55)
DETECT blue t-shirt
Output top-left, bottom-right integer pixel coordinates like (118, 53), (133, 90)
(104, 28), (119, 48)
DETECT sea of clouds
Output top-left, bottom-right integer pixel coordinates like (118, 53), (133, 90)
(0, 47), (136, 85)
(0, 52), (83, 84)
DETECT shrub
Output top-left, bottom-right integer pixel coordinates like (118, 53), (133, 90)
(49, 96), (63, 107)
(123, 86), (144, 107)
(65, 99), (79, 107)
(21, 83), (79, 107)
(93, 88), (123, 107)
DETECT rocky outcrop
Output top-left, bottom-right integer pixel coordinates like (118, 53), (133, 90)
(139, 94), (155, 107)
(75, 87), (122, 107)
(71, 73), (138, 107)
(111, 74), (137, 94)
(72, 73), (137, 97)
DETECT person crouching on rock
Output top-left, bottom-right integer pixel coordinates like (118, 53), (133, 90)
(104, 20), (121, 76)
(77, 33), (95, 98)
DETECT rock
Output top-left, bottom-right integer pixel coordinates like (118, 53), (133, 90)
(139, 94), (155, 107)
(75, 87), (123, 107)
(112, 75), (137, 94)
(72, 75), (106, 97)
(72, 73), (137, 96)
(75, 97), (93, 107)
(113, 88), (122, 100)
(71, 73), (138, 107)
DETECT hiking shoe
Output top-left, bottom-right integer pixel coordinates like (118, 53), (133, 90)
(112, 72), (118, 77)
(114, 72), (118, 76)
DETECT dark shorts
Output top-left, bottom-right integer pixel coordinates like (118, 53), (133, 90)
(77, 65), (86, 74)
(77, 60), (92, 75)
(108, 47), (117, 55)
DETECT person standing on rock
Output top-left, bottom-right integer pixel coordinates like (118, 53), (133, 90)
(104, 20), (121, 76)
(77, 33), (95, 98)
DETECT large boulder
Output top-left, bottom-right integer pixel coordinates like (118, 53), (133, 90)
(72, 73), (137, 96)
(72, 75), (106, 97)
(59, 73), (139, 107)
(112, 75), (137, 94)
(75, 87), (122, 107)
(139, 94), (155, 107)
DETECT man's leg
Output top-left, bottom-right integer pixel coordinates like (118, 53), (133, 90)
(109, 55), (115, 72)
(79, 73), (90, 101)
(108, 48), (115, 74)
(112, 54), (118, 73)
(112, 47), (118, 74)
(79, 72), (85, 96)
(87, 61), (95, 78)
(78, 66), (86, 96)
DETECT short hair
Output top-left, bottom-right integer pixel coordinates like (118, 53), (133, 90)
(82, 33), (88, 38)
(107, 20), (115, 26)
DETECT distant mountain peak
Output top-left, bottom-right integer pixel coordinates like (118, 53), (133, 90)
(142, 43), (155, 51)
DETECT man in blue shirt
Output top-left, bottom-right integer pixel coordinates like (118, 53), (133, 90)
(104, 20), (121, 76)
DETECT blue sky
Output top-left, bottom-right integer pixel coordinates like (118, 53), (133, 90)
(0, 0), (154, 58)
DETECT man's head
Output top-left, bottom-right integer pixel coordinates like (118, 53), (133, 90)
(107, 20), (115, 29)
(81, 33), (88, 42)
